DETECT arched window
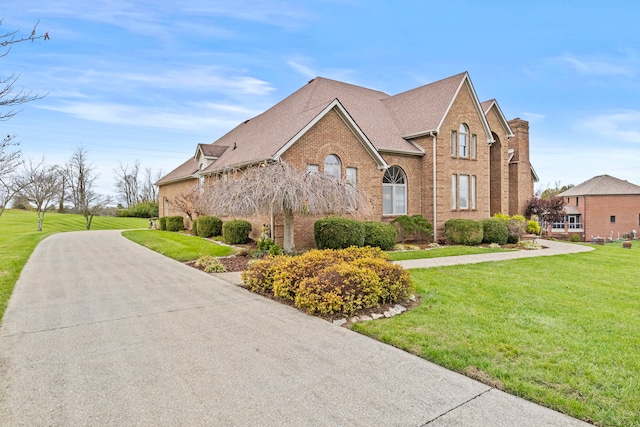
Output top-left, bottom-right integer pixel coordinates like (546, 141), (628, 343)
(382, 166), (407, 215)
(459, 123), (469, 157)
(324, 154), (341, 179)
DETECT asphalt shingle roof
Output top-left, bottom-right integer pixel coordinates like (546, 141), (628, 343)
(559, 175), (640, 196)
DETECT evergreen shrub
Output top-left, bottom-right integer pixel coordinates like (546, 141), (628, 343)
(197, 216), (223, 238)
(444, 219), (483, 245)
(166, 216), (185, 232)
(222, 219), (252, 244)
(481, 218), (509, 245)
(391, 214), (433, 242)
(158, 216), (167, 231)
(363, 221), (397, 250)
(191, 218), (199, 236)
(314, 217), (365, 249)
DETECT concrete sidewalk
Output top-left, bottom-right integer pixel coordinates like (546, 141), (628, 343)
(395, 239), (594, 269)
(0, 231), (589, 426)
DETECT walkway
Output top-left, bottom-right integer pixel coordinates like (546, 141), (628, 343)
(0, 231), (589, 426)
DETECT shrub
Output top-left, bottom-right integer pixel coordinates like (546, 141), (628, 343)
(527, 220), (541, 235)
(118, 201), (159, 218)
(223, 219), (252, 244)
(444, 219), (483, 246)
(191, 218), (199, 236)
(314, 217), (365, 249)
(158, 216), (167, 231)
(194, 255), (226, 273)
(391, 214), (433, 243)
(197, 216), (223, 238)
(363, 221), (397, 250)
(481, 218), (509, 245)
(165, 216), (185, 232)
(254, 238), (282, 258)
(242, 247), (412, 316)
(571, 233), (581, 242)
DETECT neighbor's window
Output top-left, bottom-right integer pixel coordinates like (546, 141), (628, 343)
(451, 130), (457, 156)
(452, 174), (457, 209)
(459, 174), (469, 209)
(471, 134), (477, 159)
(610, 215), (616, 223)
(346, 167), (357, 186)
(382, 166), (407, 215)
(459, 124), (469, 157)
(471, 175), (477, 209)
(307, 164), (319, 173)
(324, 154), (341, 179)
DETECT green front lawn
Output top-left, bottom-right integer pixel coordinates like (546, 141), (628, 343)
(122, 230), (233, 262)
(387, 245), (511, 261)
(352, 242), (640, 426)
(0, 209), (149, 323)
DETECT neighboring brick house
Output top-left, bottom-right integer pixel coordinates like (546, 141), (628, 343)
(157, 72), (537, 248)
(555, 175), (640, 241)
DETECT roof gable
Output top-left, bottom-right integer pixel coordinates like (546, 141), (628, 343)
(382, 72), (492, 142)
(481, 99), (514, 138)
(155, 157), (198, 185)
(559, 175), (640, 196)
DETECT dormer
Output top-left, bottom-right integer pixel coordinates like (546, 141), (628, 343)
(194, 144), (229, 172)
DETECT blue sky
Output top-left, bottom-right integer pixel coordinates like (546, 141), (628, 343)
(3, 1), (640, 196)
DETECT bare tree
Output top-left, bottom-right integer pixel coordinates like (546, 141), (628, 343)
(525, 196), (566, 235)
(0, 19), (49, 213)
(114, 161), (140, 208)
(16, 158), (60, 231)
(169, 185), (201, 221)
(140, 167), (161, 203)
(199, 161), (372, 253)
(64, 147), (112, 229)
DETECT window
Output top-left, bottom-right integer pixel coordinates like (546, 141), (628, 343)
(459, 124), (469, 157)
(324, 154), (341, 179)
(451, 130), (457, 156)
(459, 175), (469, 209)
(576, 197), (579, 206)
(471, 175), (476, 209)
(471, 134), (477, 159)
(306, 164), (319, 173)
(452, 174), (457, 209)
(346, 167), (357, 186)
(382, 166), (407, 215)
(610, 215), (616, 223)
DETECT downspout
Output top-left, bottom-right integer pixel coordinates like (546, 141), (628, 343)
(430, 132), (438, 241)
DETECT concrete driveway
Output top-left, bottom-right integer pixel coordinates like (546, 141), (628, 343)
(0, 231), (588, 426)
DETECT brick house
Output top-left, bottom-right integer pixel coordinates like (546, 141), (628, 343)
(555, 175), (640, 241)
(157, 72), (537, 248)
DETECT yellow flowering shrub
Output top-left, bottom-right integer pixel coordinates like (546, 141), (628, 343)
(242, 246), (413, 316)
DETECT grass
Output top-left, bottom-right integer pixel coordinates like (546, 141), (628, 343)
(352, 242), (640, 426)
(0, 209), (149, 323)
(387, 245), (511, 261)
(122, 230), (233, 262)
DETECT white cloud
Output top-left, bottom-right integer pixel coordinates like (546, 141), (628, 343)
(521, 112), (545, 122)
(287, 57), (357, 83)
(582, 110), (640, 143)
(556, 53), (635, 76)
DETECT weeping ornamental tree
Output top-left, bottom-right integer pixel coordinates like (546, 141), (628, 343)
(198, 161), (372, 253)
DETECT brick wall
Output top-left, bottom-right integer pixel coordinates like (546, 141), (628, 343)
(582, 195), (640, 239)
(157, 178), (198, 229)
(508, 119), (534, 216)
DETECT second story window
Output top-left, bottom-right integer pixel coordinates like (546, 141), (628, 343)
(459, 123), (469, 157)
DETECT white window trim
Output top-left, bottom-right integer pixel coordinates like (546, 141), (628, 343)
(459, 174), (469, 210)
(471, 175), (477, 209)
(383, 166), (407, 216)
(452, 174), (457, 209)
(459, 124), (469, 158)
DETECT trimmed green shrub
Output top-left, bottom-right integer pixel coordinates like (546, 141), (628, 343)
(197, 216), (223, 238)
(571, 233), (581, 242)
(242, 247), (413, 316)
(391, 214), (433, 243)
(222, 219), (252, 244)
(363, 221), (397, 250)
(527, 220), (541, 235)
(314, 217), (365, 249)
(444, 219), (483, 246)
(165, 216), (185, 232)
(481, 218), (509, 245)
(158, 216), (167, 231)
(191, 218), (199, 236)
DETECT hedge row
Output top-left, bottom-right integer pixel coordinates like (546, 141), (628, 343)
(314, 218), (397, 251)
(161, 215), (252, 245)
(242, 247), (414, 316)
(445, 216), (541, 245)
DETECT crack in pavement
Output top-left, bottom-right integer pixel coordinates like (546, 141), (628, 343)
(421, 388), (493, 426)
